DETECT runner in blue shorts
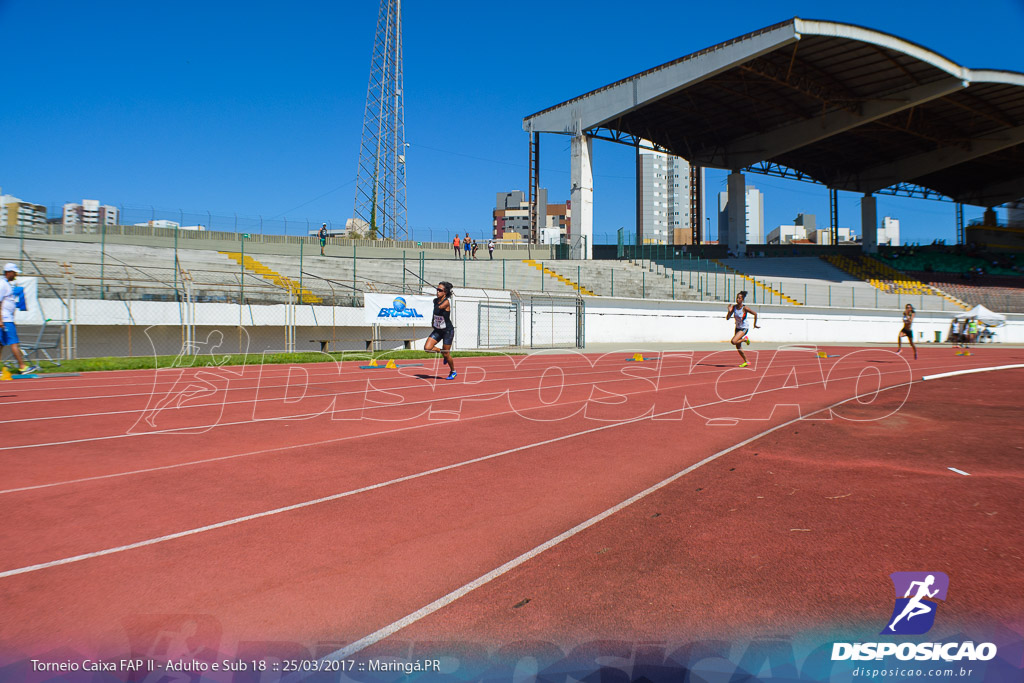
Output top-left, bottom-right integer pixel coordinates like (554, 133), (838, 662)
(424, 281), (456, 380)
(0, 263), (32, 373)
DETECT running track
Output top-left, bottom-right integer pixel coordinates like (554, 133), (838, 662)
(1, 345), (1022, 664)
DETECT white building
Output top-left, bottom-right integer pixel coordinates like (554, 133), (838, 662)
(63, 199), (118, 228)
(878, 216), (900, 246)
(637, 147), (701, 244)
(0, 192), (47, 230)
(134, 219), (181, 229)
(767, 224), (811, 244)
(718, 186), (764, 245)
(814, 227), (855, 245)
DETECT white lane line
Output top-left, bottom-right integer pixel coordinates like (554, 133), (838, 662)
(0, 353), (849, 450)
(0, 354), (928, 493)
(321, 361), (1024, 662)
(318, 383), (912, 662)
(0, 356), (539, 398)
(0, 359), (840, 495)
(0, 362), (686, 449)
(922, 364), (1024, 381)
(948, 467), (971, 476)
(2, 352), (704, 418)
(0, 405), (692, 579)
(0, 360), (913, 575)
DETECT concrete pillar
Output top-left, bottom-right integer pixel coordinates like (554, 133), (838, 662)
(570, 134), (593, 259)
(727, 170), (747, 254)
(861, 194), (878, 253)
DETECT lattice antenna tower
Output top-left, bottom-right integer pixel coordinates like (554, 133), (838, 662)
(353, 0), (407, 241)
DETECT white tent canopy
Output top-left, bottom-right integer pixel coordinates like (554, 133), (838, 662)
(955, 304), (1006, 326)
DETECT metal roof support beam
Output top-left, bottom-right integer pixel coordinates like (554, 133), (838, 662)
(956, 203), (965, 245)
(571, 134), (594, 259)
(856, 124), (1024, 193)
(956, 174), (1024, 208)
(718, 77), (967, 169)
(524, 24), (799, 134)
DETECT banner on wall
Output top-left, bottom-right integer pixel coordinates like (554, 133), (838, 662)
(363, 293), (434, 326)
(12, 277), (44, 325)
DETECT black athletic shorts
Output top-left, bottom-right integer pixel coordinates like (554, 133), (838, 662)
(429, 327), (455, 346)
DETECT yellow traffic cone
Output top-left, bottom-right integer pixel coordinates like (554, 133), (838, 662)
(633, 353), (644, 362)
(369, 358), (379, 367)
(0, 367), (12, 381)
(385, 359), (397, 369)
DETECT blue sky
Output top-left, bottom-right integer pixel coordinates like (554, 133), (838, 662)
(2, 0), (1023, 244)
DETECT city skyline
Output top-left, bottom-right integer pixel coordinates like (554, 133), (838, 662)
(2, 1), (1022, 245)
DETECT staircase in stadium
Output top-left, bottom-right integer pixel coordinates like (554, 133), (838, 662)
(821, 254), (967, 309)
(220, 252), (323, 304)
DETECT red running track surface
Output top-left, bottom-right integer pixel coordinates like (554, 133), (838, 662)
(0, 346), (1021, 660)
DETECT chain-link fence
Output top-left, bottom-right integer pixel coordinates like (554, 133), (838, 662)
(5, 232), (589, 361)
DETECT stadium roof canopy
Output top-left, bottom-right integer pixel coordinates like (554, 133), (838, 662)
(523, 18), (1024, 207)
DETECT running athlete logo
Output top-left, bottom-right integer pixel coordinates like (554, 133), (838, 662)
(881, 572), (949, 635)
(377, 296), (424, 318)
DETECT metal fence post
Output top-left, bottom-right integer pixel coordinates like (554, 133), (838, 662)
(502, 259), (506, 290)
(240, 234), (245, 305)
(611, 269), (614, 297)
(100, 222), (106, 300)
(299, 240), (304, 305)
(642, 272), (646, 299)
(540, 262), (544, 291)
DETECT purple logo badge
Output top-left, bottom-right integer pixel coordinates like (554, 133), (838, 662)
(881, 572), (949, 635)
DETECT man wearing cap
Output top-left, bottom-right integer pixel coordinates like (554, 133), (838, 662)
(0, 263), (31, 373)
(319, 223), (328, 256)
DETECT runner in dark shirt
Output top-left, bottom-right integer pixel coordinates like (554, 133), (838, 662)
(424, 281), (456, 380)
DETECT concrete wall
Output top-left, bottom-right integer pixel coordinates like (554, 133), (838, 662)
(584, 297), (1024, 345)
(43, 293), (1024, 359)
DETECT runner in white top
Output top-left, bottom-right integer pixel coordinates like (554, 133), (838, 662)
(0, 263), (31, 373)
(726, 290), (759, 368)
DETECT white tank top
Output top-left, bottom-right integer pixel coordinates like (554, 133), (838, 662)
(733, 303), (748, 327)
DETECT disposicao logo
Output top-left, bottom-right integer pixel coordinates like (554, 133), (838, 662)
(882, 572), (947, 635)
(831, 572), (997, 662)
(377, 296), (424, 318)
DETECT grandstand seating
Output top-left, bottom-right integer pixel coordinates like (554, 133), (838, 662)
(909, 271), (1024, 313)
(877, 250), (1020, 277)
(821, 254), (967, 310)
(9, 236), (1015, 312)
(542, 260), (699, 300)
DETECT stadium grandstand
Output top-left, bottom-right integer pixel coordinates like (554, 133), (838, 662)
(5, 18), (1024, 361)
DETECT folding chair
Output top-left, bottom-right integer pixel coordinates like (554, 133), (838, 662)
(19, 318), (68, 367)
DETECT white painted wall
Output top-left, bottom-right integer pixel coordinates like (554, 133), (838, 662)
(584, 297), (1024, 345)
(40, 292), (1024, 359)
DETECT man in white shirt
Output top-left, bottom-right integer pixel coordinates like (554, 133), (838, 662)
(0, 263), (31, 373)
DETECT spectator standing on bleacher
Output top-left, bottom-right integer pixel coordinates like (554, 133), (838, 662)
(463, 234), (471, 261)
(453, 235), (461, 259)
(319, 223), (328, 256)
(0, 263), (32, 374)
(897, 304), (917, 360)
(488, 239), (495, 260)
